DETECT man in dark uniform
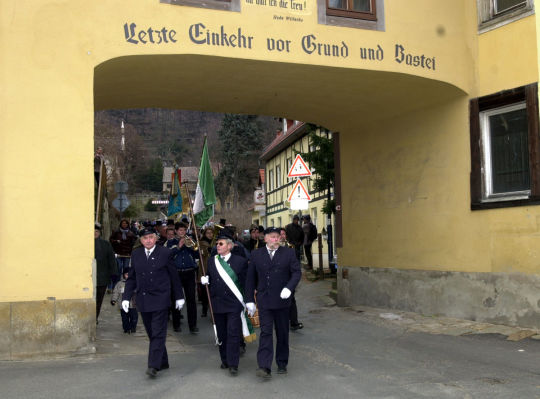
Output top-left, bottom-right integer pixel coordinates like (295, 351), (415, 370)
(122, 227), (185, 378)
(201, 230), (249, 376)
(94, 223), (117, 323)
(285, 215), (304, 262)
(171, 222), (199, 334)
(245, 227), (301, 378)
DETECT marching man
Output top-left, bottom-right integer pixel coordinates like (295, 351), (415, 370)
(245, 227), (301, 378)
(122, 227), (185, 378)
(200, 230), (252, 376)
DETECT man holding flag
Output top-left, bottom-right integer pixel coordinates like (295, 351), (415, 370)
(200, 229), (253, 376)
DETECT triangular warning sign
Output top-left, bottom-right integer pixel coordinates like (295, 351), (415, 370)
(287, 154), (312, 178)
(288, 179), (311, 201)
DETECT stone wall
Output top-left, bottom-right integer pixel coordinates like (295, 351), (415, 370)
(338, 267), (540, 329)
(0, 298), (95, 360)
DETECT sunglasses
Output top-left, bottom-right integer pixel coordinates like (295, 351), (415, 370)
(217, 242), (226, 246)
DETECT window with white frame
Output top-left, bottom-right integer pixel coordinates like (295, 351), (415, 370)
(276, 165), (282, 188)
(268, 169), (274, 191)
(477, 0), (534, 32)
(469, 83), (540, 210)
(480, 102), (530, 199)
(277, 216), (282, 227)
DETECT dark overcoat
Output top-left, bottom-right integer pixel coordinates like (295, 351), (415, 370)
(123, 245), (184, 313)
(245, 246), (301, 310)
(206, 254), (248, 314)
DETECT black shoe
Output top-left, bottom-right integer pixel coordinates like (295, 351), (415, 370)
(131, 328), (137, 333)
(220, 363), (229, 369)
(190, 327), (199, 334)
(256, 368), (271, 379)
(146, 368), (158, 378)
(124, 330), (130, 334)
(290, 323), (304, 331)
(277, 366), (287, 375)
(229, 367), (238, 376)
(173, 327), (181, 332)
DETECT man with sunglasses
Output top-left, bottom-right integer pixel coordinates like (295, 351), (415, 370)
(200, 230), (249, 376)
(245, 227), (301, 378)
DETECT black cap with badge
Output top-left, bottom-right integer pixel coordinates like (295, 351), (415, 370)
(264, 227), (280, 235)
(139, 227), (157, 237)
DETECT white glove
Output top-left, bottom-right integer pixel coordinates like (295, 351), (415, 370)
(200, 275), (209, 285)
(280, 287), (292, 299)
(246, 302), (256, 317)
(121, 300), (129, 313)
(175, 299), (185, 310)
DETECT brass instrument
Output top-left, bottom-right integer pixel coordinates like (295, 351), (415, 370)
(182, 235), (199, 251)
(210, 223), (225, 248)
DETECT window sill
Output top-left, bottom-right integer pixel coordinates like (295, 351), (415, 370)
(478, 7), (534, 34)
(471, 197), (540, 210)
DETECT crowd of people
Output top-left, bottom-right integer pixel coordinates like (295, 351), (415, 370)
(94, 214), (317, 380)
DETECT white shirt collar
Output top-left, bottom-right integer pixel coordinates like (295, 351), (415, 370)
(146, 246), (156, 255)
(220, 253), (232, 262)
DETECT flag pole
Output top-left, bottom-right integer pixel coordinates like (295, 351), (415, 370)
(184, 178), (221, 346)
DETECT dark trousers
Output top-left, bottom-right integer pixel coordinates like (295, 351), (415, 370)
(96, 285), (107, 321)
(197, 283), (209, 315)
(141, 309), (169, 370)
(303, 244), (313, 268)
(215, 311), (242, 367)
(257, 307), (290, 370)
(121, 308), (138, 332)
(172, 269), (197, 330)
(293, 244), (302, 262)
(289, 292), (299, 326)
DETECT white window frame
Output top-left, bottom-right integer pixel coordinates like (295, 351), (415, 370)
(276, 165), (282, 188)
(268, 169), (274, 191)
(480, 101), (530, 201)
(477, 0), (534, 33)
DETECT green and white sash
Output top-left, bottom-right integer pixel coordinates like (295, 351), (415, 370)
(215, 255), (256, 342)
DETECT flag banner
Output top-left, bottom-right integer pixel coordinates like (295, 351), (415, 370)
(167, 169), (183, 218)
(193, 138), (217, 227)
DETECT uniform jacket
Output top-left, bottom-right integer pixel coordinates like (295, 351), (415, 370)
(245, 246), (301, 310)
(94, 237), (117, 286)
(123, 245), (184, 313)
(171, 244), (199, 270)
(206, 254), (248, 314)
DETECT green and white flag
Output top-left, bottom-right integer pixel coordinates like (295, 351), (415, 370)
(193, 138), (216, 227)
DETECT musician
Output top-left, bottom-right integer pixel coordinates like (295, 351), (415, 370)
(245, 227), (301, 378)
(122, 227), (184, 378)
(244, 225), (264, 253)
(200, 230), (249, 376)
(171, 222), (199, 334)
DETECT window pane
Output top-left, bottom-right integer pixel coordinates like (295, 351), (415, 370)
(328, 0), (347, 9)
(352, 0), (371, 12)
(495, 0), (526, 14)
(489, 107), (530, 193)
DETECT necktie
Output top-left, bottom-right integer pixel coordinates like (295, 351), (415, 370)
(269, 250), (275, 260)
(146, 250), (151, 259)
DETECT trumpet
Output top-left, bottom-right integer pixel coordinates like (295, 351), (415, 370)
(181, 235), (199, 251)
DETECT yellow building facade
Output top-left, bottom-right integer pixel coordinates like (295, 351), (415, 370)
(2, 0), (540, 358)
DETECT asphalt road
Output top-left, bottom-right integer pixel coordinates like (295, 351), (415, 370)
(2, 277), (540, 399)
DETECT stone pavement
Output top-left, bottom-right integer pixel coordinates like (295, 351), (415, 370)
(2, 274), (540, 398)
